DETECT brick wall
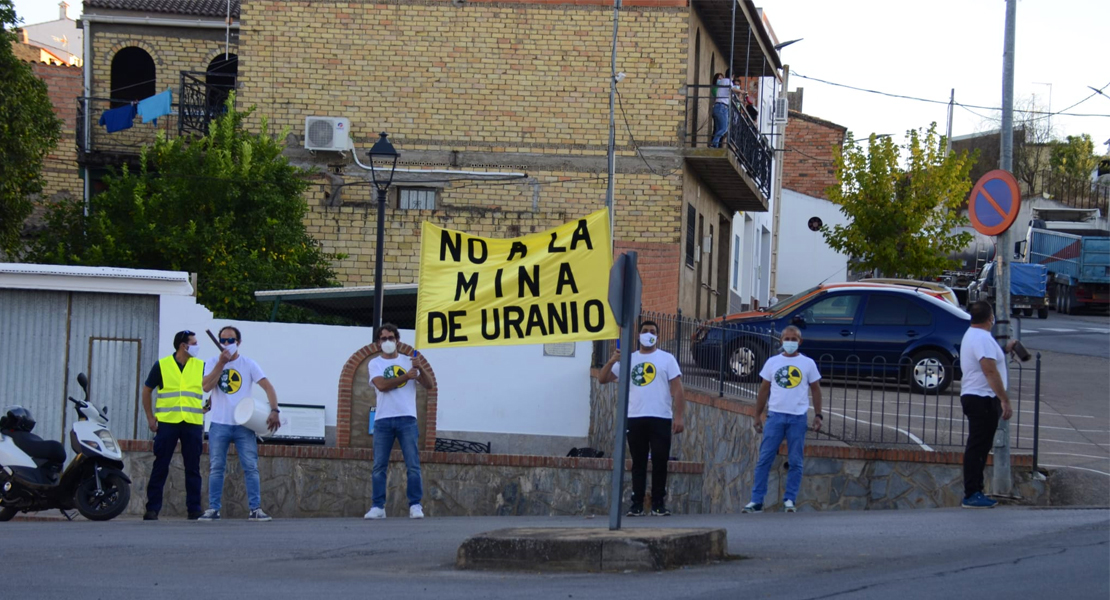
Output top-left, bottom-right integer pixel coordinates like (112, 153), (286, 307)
(783, 111), (846, 200)
(30, 61), (83, 200)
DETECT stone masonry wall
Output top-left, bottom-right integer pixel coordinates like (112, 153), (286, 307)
(119, 442), (703, 519)
(782, 110), (847, 200)
(31, 62), (83, 200)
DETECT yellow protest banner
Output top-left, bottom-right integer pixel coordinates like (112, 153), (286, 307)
(415, 209), (619, 349)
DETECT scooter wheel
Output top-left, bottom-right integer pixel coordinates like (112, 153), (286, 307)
(0, 506), (17, 522)
(75, 473), (130, 521)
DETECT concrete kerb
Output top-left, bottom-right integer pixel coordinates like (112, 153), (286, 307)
(456, 527), (728, 572)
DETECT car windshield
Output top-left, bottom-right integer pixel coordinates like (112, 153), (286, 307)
(761, 286), (820, 314)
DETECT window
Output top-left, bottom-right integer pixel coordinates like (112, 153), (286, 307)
(800, 294), (861, 325)
(863, 295), (934, 326)
(685, 204), (697, 267)
(399, 188), (436, 210)
(731, 233), (740, 290)
(110, 47), (156, 108)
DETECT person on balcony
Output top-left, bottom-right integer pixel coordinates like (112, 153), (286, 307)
(710, 71), (741, 148)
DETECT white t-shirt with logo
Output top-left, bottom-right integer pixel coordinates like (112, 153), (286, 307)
(960, 327), (1008, 396)
(612, 350), (682, 419)
(369, 354), (418, 420)
(759, 353), (821, 415)
(204, 355), (266, 426)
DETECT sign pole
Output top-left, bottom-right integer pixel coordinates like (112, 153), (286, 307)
(992, 0), (1017, 497)
(607, 251), (640, 530)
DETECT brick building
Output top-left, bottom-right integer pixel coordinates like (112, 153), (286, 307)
(76, 0), (784, 320)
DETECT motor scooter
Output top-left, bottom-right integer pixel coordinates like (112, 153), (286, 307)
(0, 373), (131, 521)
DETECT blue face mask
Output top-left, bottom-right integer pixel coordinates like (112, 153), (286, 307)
(782, 340), (800, 354)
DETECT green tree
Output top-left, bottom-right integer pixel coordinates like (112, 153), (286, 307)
(30, 96), (339, 320)
(0, 0), (62, 257)
(822, 123), (976, 279)
(1049, 134), (1099, 181)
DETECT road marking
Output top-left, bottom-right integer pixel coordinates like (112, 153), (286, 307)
(1039, 327), (1078, 332)
(1037, 452), (1110, 460)
(1041, 464), (1110, 477)
(1023, 329), (1039, 334)
(826, 409), (934, 452)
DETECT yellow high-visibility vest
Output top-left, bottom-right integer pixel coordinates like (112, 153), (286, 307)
(155, 356), (205, 425)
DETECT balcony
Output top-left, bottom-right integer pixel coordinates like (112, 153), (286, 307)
(682, 86), (774, 213)
(77, 71), (234, 165)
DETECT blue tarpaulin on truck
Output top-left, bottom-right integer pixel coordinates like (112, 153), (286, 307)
(1011, 263), (1048, 297)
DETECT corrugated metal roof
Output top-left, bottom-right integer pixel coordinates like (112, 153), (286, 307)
(0, 263), (194, 296)
(83, 0), (240, 18)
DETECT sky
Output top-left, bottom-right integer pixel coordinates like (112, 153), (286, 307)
(14, 0), (1110, 156)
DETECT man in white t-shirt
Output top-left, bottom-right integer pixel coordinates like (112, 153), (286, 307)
(197, 326), (280, 522)
(363, 324), (435, 521)
(599, 320), (686, 517)
(744, 325), (822, 514)
(958, 301), (1017, 509)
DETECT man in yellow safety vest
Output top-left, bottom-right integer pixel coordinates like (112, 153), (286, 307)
(140, 330), (205, 521)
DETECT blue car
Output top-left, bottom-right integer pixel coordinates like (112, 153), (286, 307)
(691, 283), (971, 393)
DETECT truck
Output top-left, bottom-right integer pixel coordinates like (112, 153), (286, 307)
(1020, 208), (1110, 314)
(967, 261), (1050, 319)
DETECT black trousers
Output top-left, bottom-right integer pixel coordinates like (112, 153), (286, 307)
(627, 417), (672, 508)
(146, 421), (203, 514)
(961, 395), (1001, 499)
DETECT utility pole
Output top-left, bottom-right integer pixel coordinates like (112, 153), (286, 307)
(768, 65), (789, 300)
(945, 89), (955, 157)
(993, 0), (1017, 497)
(606, 0), (621, 251)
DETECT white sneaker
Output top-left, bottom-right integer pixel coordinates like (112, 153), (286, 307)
(784, 500), (797, 513)
(364, 506), (386, 520)
(409, 504), (425, 519)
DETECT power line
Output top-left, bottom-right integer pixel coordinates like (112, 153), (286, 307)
(792, 72), (1110, 119)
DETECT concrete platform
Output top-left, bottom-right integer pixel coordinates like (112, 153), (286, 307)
(456, 527), (728, 572)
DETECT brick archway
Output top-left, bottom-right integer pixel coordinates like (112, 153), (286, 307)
(336, 341), (437, 449)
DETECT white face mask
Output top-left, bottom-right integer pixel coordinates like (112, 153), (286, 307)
(380, 340), (397, 355)
(639, 332), (657, 348)
(223, 342), (238, 356)
(782, 340), (800, 354)
(186, 344), (201, 358)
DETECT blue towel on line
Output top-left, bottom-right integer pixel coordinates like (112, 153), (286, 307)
(137, 89), (173, 125)
(98, 104), (136, 133)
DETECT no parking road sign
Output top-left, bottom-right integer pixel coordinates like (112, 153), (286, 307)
(968, 169), (1021, 236)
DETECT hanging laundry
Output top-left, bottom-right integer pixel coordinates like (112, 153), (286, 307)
(98, 104), (136, 133)
(137, 89), (173, 125)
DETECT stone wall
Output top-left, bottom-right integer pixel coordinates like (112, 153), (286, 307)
(119, 441), (703, 518)
(30, 61), (83, 201)
(589, 374), (1049, 512)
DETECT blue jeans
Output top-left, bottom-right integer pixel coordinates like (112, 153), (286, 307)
(207, 423), (261, 511)
(751, 411), (808, 504)
(372, 416), (423, 508)
(710, 102), (729, 147)
(146, 421), (203, 514)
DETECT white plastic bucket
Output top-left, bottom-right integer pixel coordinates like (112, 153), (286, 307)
(234, 397), (272, 436)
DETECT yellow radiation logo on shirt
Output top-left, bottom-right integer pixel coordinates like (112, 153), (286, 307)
(631, 363), (657, 387)
(218, 369), (242, 394)
(384, 365), (407, 388)
(774, 365), (803, 389)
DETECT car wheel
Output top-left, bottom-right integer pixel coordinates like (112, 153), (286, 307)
(725, 337), (766, 382)
(1037, 308), (1048, 319)
(907, 350), (953, 394)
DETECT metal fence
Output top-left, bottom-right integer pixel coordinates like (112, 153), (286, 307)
(600, 311), (1041, 459)
(683, 85), (774, 197)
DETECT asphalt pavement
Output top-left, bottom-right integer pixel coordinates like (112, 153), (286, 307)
(4, 509), (1107, 599)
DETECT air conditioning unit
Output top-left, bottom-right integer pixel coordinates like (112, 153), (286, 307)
(773, 97), (789, 124)
(304, 116), (351, 151)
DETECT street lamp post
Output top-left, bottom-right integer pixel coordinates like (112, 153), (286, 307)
(367, 132), (399, 334)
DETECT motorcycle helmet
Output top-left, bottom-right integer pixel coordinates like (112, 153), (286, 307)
(0, 406), (36, 432)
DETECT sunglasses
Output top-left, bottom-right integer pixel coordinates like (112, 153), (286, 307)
(220, 337), (238, 344)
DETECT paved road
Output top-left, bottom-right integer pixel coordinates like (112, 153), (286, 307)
(1014, 310), (1109, 358)
(4, 510), (1107, 599)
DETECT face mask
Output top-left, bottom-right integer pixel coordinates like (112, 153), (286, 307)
(639, 332), (657, 348)
(380, 340), (397, 355)
(782, 341), (799, 354)
(186, 344), (201, 358)
(223, 342), (238, 356)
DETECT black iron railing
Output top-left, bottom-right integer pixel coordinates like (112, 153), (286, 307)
(683, 84), (774, 198)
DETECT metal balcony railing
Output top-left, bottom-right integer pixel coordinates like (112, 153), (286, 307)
(684, 85), (774, 198)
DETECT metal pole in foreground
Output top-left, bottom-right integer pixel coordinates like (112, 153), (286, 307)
(1033, 352), (1041, 472)
(992, 0), (1017, 497)
(609, 252), (639, 531)
(605, 0), (621, 249)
